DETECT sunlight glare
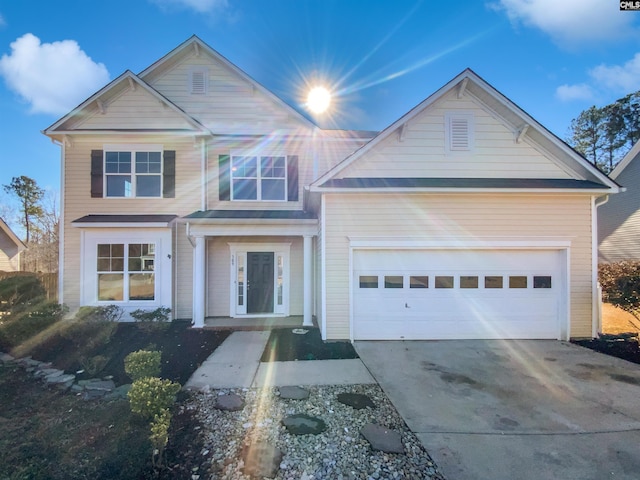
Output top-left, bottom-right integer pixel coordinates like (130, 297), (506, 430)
(307, 86), (331, 114)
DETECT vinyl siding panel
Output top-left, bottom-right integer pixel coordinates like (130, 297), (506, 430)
(74, 88), (196, 130)
(0, 234), (20, 271)
(148, 53), (305, 134)
(599, 155), (640, 262)
(62, 135), (201, 312)
(323, 193), (594, 340)
(339, 91), (571, 180)
(175, 223), (193, 319)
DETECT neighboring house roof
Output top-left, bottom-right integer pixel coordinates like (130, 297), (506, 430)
(0, 218), (26, 251)
(608, 140), (640, 180)
(311, 69), (619, 193)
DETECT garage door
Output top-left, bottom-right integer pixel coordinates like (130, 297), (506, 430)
(353, 249), (564, 340)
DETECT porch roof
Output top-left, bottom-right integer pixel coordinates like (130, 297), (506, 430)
(72, 214), (178, 227)
(182, 210), (317, 221)
(183, 210), (318, 236)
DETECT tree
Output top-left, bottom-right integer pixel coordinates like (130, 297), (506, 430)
(567, 91), (640, 173)
(3, 176), (44, 243)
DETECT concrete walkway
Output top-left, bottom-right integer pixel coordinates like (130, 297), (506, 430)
(185, 331), (375, 390)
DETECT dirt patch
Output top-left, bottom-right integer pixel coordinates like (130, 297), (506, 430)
(260, 328), (358, 362)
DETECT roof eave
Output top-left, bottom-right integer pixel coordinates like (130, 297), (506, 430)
(309, 186), (616, 195)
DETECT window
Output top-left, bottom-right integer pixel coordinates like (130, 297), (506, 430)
(435, 276), (454, 288)
(410, 276), (429, 288)
(384, 276), (403, 288)
(534, 276), (552, 289)
(445, 112), (474, 153)
(460, 276), (479, 288)
(485, 276), (503, 289)
(105, 149), (162, 197)
(359, 276), (378, 288)
(97, 243), (155, 301)
(231, 155), (287, 201)
(509, 276), (528, 289)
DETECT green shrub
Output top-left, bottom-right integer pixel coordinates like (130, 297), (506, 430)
(130, 307), (171, 323)
(75, 305), (123, 323)
(0, 275), (45, 312)
(0, 302), (66, 350)
(26, 302), (68, 321)
(124, 349), (162, 381)
(149, 409), (172, 467)
(127, 377), (181, 419)
(61, 319), (118, 350)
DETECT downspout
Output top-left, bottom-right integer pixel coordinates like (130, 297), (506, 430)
(51, 137), (65, 306)
(592, 195), (609, 338)
(201, 138), (207, 211)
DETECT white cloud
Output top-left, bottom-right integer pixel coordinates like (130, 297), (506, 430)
(555, 83), (594, 102)
(491, 0), (637, 46)
(0, 33), (109, 116)
(589, 53), (640, 93)
(150, 0), (228, 13)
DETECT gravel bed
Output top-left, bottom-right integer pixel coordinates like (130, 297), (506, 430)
(184, 384), (444, 479)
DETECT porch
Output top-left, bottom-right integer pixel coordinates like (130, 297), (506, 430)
(203, 315), (309, 329)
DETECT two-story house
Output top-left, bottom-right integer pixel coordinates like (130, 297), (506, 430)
(44, 36), (619, 341)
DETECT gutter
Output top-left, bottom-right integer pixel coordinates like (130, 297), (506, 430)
(592, 195), (609, 338)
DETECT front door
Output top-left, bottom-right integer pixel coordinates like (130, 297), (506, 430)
(247, 252), (274, 314)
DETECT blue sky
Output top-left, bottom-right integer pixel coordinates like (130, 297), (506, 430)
(0, 0), (639, 227)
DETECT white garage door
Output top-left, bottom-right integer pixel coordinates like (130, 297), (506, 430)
(353, 249), (564, 340)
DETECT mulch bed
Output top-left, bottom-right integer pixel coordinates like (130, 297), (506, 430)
(573, 335), (640, 365)
(27, 321), (230, 385)
(260, 327), (359, 362)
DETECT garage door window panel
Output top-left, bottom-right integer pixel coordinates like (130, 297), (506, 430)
(509, 276), (528, 288)
(410, 276), (429, 288)
(534, 276), (552, 289)
(359, 275), (378, 288)
(460, 276), (479, 289)
(485, 276), (503, 289)
(435, 276), (454, 288)
(384, 276), (404, 288)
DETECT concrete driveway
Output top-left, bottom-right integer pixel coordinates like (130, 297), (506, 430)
(355, 340), (640, 480)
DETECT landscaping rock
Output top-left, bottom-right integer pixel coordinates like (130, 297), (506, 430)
(18, 357), (43, 368)
(241, 441), (283, 479)
(45, 373), (75, 384)
(0, 353), (15, 363)
(337, 392), (375, 409)
(84, 379), (116, 392)
(104, 384), (131, 400)
(38, 368), (63, 379)
(282, 413), (326, 435)
(279, 385), (310, 400)
(215, 393), (245, 411)
(360, 423), (404, 454)
(82, 389), (107, 401)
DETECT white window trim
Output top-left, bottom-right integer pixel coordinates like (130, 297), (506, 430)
(81, 229), (172, 317)
(445, 112), (474, 154)
(230, 154), (288, 202)
(103, 144), (163, 199)
(228, 243), (291, 317)
(189, 67), (208, 95)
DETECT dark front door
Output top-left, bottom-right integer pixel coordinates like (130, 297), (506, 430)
(247, 252), (274, 314)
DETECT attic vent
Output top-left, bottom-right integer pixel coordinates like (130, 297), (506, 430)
(190, 68), (207, 95)
(445, 112), (474, 153)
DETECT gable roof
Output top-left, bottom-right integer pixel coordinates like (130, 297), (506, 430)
(139, 35), (317, 130)
(0, 218), (26, 251)
(609, 140), (640, 180)
(43, 70), (210, 136)
(311, 69), (620, 193)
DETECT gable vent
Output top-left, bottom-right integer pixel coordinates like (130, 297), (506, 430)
(190, 69), (207, 95)
(446, 113), (474, 153)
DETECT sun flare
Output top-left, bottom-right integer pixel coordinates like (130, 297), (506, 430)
(307, 86), (331, 114)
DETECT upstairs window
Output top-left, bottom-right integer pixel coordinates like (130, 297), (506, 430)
(104, 147), (162, 198)
(231, 155), (287, 201)
(445, 112), (474, 153)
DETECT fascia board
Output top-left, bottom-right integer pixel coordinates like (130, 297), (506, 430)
(609, 140), (640, 179)
(309, 186), (615, 195)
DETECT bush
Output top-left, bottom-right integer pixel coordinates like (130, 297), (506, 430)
(80, 354), (109, 376)
(127, 377), (181, 419)
(130, 307), (171, 323)
(26, 302), (68, 321)
(0, 275), (45, 313)
(75, 305), (124, 323)
(0, 302), (67, 350)
(61, 319), (118, 350)
(124, 349), (162, 381)
(149, 409), (172, 468)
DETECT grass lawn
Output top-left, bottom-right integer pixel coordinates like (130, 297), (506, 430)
(0, 320), (229, 479)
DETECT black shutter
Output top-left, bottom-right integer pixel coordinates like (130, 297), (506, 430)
(163, 150), (176, 198)
(90, 150), (103, 198)
(219, 154), (230, 200)
(287, 155), (299, 201)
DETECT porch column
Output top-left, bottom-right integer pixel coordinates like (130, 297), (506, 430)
(303, 235), (313, 327)
(192, 235), (206, 328)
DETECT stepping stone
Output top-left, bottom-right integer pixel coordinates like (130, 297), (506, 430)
(215, 393), (245, 411)
(360, 424), (404, 454)
(84, 379), (115, 392)
(282, 414), (326, 435)
(279, 386), (310, 400)
(241, 441), (283, 479)
(337, 392), (375, 410)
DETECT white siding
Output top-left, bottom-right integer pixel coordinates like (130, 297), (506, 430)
(338, 91), (571, 180)
(323, 193), (594, 340)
